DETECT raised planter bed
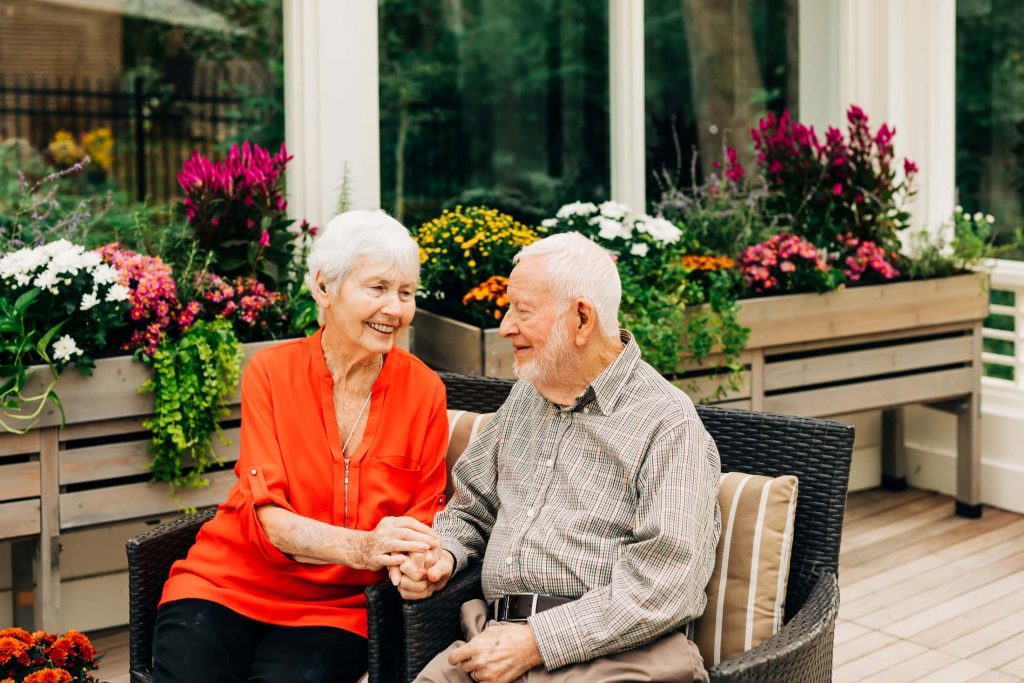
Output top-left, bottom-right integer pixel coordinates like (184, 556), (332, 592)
(0, 339), (284, 630)
(413, 273), (990, 515)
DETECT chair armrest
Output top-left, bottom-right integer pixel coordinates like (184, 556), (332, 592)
(126, 508), (216, 682)
(399, 563), (485, 682)
(366, 579), (404, 683)
(709, 572), (839, 683)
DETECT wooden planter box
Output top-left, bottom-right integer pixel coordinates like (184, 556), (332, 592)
(413, 273), (990, 515)
(0, 339), (286, 629)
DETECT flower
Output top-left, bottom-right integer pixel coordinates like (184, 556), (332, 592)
(630, 243), (649, 257)
(832, 183), (844, 196)
(739, 234), (831, 293)
(106, 283), (131, 302)
(24, 669), (73, 683)
(461, 276), (510, 327)
(259, 230), (271, 248)
(0, 636), (30, 665)
(80, 291), (99, 311)
(555, 201), (598, 219)
(598, 200), (629, 219)
(52, 335), (83, 363)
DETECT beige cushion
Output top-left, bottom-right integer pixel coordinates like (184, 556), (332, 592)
(692, 472), (799, 667)
(445, 410), (494, 499)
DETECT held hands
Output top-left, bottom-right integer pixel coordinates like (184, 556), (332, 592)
(359, 516), (439, 571)
(389, 547), (455, 600)
(449, 622), (543, 683)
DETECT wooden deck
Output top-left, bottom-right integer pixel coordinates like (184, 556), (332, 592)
(86, 488), (1024, 683)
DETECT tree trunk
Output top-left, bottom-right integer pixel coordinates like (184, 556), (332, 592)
(680, 0), (765, 169)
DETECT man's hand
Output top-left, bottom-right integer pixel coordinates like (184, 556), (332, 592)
(448, 622), (543, 683)
(390, 547), (455, 600)
(359, 516), (439, 571)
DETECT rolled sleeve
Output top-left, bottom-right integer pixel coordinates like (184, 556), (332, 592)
(529, 422), (721, 669)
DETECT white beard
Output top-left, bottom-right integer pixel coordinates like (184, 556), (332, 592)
(514, 321), (577, 388)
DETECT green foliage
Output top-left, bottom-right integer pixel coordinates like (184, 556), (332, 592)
(906, 207), (1021, 279)
(0, 291), (64, 433)
(139, 318), (243, 491)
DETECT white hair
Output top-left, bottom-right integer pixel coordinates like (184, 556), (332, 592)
(304, 210), (419, 294)
(514, 231), (621, 338)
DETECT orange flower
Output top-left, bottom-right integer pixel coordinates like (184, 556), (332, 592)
(681, 255), (735, 272)
(24, 669), (73, 683)
(462, 276), (510, 307)
(0, 628), (33, 644)
(2, 677), (16, 683)
(0, 637), (30, 666)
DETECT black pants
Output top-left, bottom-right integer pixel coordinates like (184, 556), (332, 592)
(153, 598), (368, 683)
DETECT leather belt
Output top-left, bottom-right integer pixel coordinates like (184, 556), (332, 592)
(492, 593), (572, 622)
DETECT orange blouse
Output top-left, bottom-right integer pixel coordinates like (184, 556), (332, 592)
(160, 329), (449, 637)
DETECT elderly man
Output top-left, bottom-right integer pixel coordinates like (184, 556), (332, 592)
(397, 232), (721, 683)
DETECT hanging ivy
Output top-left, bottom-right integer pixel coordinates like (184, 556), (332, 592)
(139, 318), (243, 491)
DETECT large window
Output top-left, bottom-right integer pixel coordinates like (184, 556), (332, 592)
(956, 0), (1024, 242)
(378, 0), (610, 228)
(0, 0), (283, 205)
(644, 0), (797, 200)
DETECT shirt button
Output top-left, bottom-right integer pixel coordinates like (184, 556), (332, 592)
(546, 459), (554, 467)
(505, 556), (514, 565)
(583, 407), (590, 414)
(250, 468), (257, 476)
(526, 508), (534, 518)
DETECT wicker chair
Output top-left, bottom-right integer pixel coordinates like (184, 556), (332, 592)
(126, 372), (853, 683)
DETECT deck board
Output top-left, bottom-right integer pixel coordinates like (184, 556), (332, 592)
(83, 488), (1024, 682)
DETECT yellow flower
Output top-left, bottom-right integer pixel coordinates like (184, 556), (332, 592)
(468, 260), (477, 268)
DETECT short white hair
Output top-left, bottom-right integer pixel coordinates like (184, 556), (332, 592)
(304, 210), (419, 293)
(514, 232), (621, 338)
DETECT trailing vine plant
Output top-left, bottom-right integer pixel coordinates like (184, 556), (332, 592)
(139, 318), (243, 491)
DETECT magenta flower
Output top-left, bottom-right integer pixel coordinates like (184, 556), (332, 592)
(832, 183), (843, 196)
(259, 230), (270, 248)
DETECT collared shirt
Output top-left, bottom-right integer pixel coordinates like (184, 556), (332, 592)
(434, 331), (722, 670)
(160, 329), (449, 637)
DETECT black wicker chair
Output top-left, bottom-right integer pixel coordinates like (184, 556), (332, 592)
(127, 372), (853, 683)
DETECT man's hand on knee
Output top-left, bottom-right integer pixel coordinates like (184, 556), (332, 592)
(448, 622), (543, 683)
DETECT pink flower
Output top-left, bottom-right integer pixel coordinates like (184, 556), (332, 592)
(832, 183), (844, 196)
(259, 230), (270, 248)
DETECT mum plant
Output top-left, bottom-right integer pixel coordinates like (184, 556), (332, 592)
(415, 206), (542, 323)
(0, 626), (101, 682)
(178, 142), (295, 285)
(0, 239), (129, 432)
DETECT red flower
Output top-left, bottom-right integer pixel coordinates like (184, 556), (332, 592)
(24, 669), (73, 683)
(0, 637), (29, 666)
(832, 183), (843, 196)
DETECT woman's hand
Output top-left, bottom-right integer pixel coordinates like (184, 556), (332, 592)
(359, 516), (439, 571)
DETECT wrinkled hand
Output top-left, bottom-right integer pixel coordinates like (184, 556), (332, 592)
(359, 516), (438, 571)
(449, 622), (542, 683)
(389, 547), (454, 600)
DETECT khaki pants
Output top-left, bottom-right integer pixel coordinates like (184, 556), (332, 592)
(414, 599), (709, 683)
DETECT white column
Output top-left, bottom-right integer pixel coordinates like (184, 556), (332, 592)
(798, 0), (955, 237)
(608, 0), (645, 211)
(283, 0), (381, 227)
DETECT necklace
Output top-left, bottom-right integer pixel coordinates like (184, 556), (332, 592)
(335, 354), (383, 457)
(341, 391), (372, 457)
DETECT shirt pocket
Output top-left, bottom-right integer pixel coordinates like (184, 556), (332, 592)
(361, 454), (423, 519)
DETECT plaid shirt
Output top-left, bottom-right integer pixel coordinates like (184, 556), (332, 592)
(434, 331), (722, 670)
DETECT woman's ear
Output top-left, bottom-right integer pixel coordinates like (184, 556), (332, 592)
(313, 275), (331, 308)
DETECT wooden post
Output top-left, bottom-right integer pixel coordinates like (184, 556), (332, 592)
(37, 427), (61, 630)
(881, 407), (907, 490)
(750, 349), (765, 412)
(956, 323), (983, 518)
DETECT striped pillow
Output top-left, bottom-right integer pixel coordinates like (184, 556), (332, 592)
(445, 410), (494, 499)
(692, 471), (799, 667)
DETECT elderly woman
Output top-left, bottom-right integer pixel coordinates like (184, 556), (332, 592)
(153, 211), (449, 683)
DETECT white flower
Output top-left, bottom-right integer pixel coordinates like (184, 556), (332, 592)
(91, 263), (120, 285)
(954, 205), (963, 214)
(33, 269), (59, 291)
(986, 214), (996, 224)
(640, 217), (682, 245)
(709, 124), (719, 134)
(591, 216), (631, 241)
(630, 242), (650, 257)
(106, 284), (131, 302)
(598, 201), (630, 220)
(555, 201), (598, 219)
(541, 218), (558, 228)
(52, 334), (83, 363)
(80, 292), (99, 311)
(973, 212), (984, 222)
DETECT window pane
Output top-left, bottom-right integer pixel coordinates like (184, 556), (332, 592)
(956, 0), (1024, 243)
(645, 0), (797, 197)
(0, 0), (283, 206)
(379, 0), (610, 227)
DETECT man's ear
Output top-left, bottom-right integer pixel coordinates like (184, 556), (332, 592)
(574, 298), (598, 345)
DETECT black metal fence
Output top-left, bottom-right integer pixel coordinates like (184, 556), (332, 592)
(0, 72), (252, 204)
